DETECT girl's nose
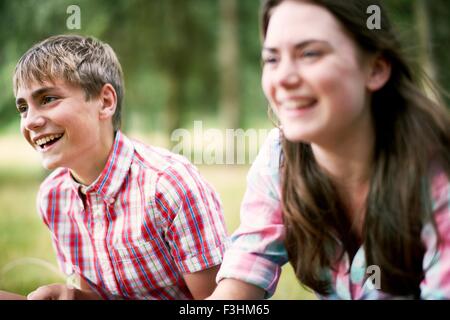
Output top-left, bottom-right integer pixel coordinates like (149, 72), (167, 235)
(276, 58), (302, 88)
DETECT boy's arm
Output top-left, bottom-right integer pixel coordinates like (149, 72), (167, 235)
(155, 161), (229, 299)
(183, 265), (221, 300)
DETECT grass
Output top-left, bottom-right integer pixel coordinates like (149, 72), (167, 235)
(0, 169), (66, 295)
(0, 136), (315, 299)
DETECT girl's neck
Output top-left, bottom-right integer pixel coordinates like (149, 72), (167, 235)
(311, 109), (375, 192)
(312, 143), (373, 191)
(311, 111), (374, 234)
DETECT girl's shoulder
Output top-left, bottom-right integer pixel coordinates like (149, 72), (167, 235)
(255, 127), (282, 168)
(248, 128), (282, 179)
(429, 163), (449, 212)
(246, 128), (283, 187)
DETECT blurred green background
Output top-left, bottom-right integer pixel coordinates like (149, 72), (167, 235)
(0, 0), (449, 299)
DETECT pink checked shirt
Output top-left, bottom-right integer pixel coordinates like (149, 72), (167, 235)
(37, 131), (229, 299)
(217, 128), (450, 299)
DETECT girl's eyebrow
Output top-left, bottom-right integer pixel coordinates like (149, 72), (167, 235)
(262, 39), (329, 53)
(16, 87), (56, 106)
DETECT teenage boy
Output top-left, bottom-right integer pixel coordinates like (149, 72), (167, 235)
(13, 35), (228, 300)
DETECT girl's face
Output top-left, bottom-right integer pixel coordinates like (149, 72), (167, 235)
(262, 1), (378, 145)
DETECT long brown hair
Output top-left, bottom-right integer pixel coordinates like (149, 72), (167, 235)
(261, 0), (450, 296)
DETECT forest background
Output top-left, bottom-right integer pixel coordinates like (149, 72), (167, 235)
(0, 0), (448, 298)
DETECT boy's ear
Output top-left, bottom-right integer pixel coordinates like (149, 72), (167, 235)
(366, 54), (391, 92)
(98, 83), (117, 120)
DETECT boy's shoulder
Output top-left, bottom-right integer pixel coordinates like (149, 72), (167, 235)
(37, 168), (73, 213)
(130, 137), (199, 177)
(129, 137), (214, 197)
(36, 134), (205, 200)
(38, 167), (71, 196)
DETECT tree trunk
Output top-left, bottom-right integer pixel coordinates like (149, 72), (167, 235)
(218, 0), (240, 130)
(166, 71), (183, 144)
(423, 0), (450, 108)
(414, 0), (437, 84)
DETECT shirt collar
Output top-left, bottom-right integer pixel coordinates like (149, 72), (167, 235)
(69, 130), (134, 203)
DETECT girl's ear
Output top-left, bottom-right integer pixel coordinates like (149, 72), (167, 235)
(98, 83), (117, 120)
(366, 55), (391, 92)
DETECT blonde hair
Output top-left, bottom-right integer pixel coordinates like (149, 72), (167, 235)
(13, 34), (124, 131)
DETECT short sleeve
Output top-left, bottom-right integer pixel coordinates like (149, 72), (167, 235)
(154, 161), (229, 274)
(420, 169), (450, 299)
(216, 128), (288, 298)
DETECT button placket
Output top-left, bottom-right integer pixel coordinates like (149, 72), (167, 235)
(88, 194), (120, 294)
(89, 194), (105, 241)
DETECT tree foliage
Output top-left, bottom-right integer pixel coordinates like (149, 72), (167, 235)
(0, 0), (448, 135)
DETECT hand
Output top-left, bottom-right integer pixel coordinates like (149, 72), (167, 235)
(27, 283), (77, 300)
(27, 283), (102, 300)
(0, 290), (27, 300)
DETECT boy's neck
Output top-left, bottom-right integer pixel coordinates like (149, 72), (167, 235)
(70, 131), (116, 186)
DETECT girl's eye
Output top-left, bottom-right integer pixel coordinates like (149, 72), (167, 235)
(262, 56), (279, 65)
(42, 96), (57, 105)
(301, 50), (322, 59)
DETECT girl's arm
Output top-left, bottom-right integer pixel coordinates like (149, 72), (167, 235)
(209, 129), (287, 300)
(420, 169), (450, 299)
(207, 279), (265, 300)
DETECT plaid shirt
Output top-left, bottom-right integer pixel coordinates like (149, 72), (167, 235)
(217, 128), (450, 299)
(37, 131), (229, 299)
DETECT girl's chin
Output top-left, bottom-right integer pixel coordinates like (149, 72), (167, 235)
(282, 128), (314, 143)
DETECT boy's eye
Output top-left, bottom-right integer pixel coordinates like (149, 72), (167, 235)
(42, 96), (57, 104)
(17, 104), (28, 115)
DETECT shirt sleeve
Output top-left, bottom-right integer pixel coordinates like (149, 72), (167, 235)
(216, 128), (288, 298)
(420, 168), (450, 299)
(154, 159), (229, 274)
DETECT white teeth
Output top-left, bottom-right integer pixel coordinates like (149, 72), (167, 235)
(35, 133), (63, 147)
(282, 100), (316, 110)
(283, 101), (300, 109)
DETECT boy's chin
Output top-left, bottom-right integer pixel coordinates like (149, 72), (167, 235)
(41, 159), (61, 171)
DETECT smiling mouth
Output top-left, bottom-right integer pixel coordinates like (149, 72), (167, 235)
(35, 133), (64, 150)
(281, 99), (317, 110)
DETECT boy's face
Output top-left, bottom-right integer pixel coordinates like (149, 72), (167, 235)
(16, 79), (105, 171)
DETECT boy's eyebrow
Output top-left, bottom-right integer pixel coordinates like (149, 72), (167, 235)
(262, 39), (328, 53)
(15, 87), (56, 106)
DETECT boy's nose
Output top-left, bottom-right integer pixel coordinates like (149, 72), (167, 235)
(22, 109), (46, 131)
